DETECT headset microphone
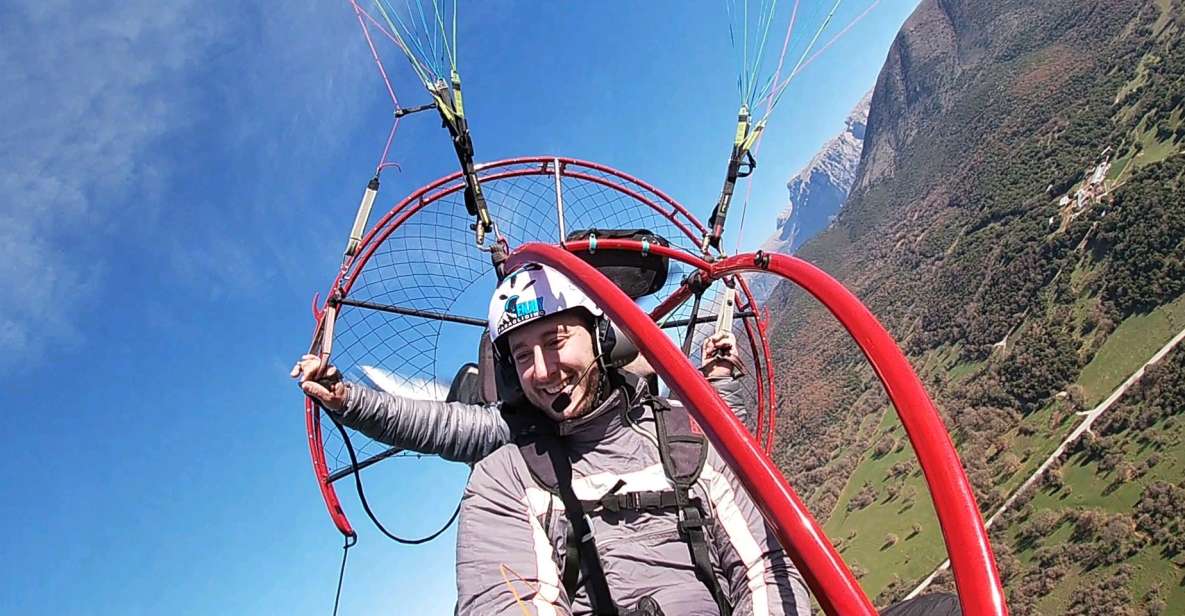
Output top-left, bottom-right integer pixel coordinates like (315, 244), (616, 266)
(550, 353), (604, 414)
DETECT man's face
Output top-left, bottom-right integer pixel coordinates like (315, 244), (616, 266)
(507, 311), (599, 422)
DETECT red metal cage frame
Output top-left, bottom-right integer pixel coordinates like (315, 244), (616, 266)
(307, 157), (780, 536)
(305, 158), (1008, 615)
(511, 241), (1007, 616)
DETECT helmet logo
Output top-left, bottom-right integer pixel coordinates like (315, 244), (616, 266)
(498, 294), (546, 334)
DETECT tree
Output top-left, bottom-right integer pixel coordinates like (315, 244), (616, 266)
(848, 482), (878, 512)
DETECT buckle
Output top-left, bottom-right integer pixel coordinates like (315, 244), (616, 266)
(581, 514), (596, 543)
(677, 507), (704, 532)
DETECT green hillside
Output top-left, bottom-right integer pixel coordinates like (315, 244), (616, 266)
(763, 1), (1185, 612)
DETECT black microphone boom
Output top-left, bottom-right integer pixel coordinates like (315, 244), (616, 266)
(550, 353), (604, 414)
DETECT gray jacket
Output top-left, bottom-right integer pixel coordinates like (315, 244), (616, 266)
(455, 387), (810, 616)
(335, 377), (807, 615)
(337, 376), (750, 464)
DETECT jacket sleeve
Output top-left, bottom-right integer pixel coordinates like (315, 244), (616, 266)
(707, 374), (750, 426)
(455, 448), (571, 616)
(331, 383), (513, 463)
(700, 450), (813, 616)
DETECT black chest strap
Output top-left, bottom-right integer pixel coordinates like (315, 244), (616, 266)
(543, 437), (620, 615)
(652, 399), (733, 616)
(586, 489), (679, 513)
(516, 394), (731, 616)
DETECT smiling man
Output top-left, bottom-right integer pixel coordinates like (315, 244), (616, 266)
(507, 309), (598, 420)
(292, 263), (808, 615)
(452, 263), (810, 616)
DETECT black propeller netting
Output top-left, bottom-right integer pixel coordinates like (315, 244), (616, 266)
(320, 159), (766, 477)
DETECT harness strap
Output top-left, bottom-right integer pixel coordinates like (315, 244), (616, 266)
(652, 399), (734, 616)
(518, 389), (731, 615)
(680, 504), (731, 616)
(546, 444), (619, 615)
(583, 490), (679, 513)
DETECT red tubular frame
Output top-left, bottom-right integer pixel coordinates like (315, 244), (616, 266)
(306, 397), (354, 537)
(512, 244), (875, 616)
(512, 241), (1007, 616)
(307, 157), (781, 542)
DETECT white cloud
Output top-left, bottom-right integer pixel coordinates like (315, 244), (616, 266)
(0, 0), (222, 365)
(0, 1), (377, 364)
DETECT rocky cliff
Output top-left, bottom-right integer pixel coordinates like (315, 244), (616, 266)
(748, 93), (869, 300)
(762, 92), (870, 256)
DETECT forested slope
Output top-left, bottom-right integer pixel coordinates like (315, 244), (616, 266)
(761, 1), (1185, 611)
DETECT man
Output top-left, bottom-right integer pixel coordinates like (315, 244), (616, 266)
(294, 264), (810, 615)
(292, 336), (748, 465)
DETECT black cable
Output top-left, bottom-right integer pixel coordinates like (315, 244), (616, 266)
(332, 533), (353, 616)
(329, 411), (462, 545)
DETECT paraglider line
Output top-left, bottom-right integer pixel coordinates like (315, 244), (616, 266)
(351, 0), (401, 110)
(407, 0), (437, 74)
(761, 0), (800, 104)
(369, 1), (437, 87)
(757, 0), (843, 117)
(792, 0), (880, 79)
(744, 0), (781, 105)
(376, 119), (402, 175)
(723, 0), (742, 97)
(379, 0), (437, 77)
(760, 0), (880, 117)
(331, 533), (354, 616)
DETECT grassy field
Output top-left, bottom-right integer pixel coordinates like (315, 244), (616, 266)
(816, 292), (1185, 606)
(1078, 294), (1185, 405)
(1131, 123), (1182, 174)
(822, 410), (948, 600)
(1006, 408), (1185, 613)
(1154, 0), (1178, 34)
(946, 358), (984, 384)
(994, 400), (1073, 495)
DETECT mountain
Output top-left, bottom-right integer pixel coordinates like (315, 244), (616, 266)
(763, 93), (870, 256)
(748, 94), (869, 301)
(762, 0), (1185, 611)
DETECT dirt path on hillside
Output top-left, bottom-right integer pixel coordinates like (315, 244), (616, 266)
(905, 324), (1185, 600)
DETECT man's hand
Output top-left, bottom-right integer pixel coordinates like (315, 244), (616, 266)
(291, 354), (348, 412)
(701, 331), (743, 379)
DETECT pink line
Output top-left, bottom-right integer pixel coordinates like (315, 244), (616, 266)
(348, 0), (407, 173)
(351, 1), (402, 48)
(762, 0), (881, 110)
(793, 0), (882, 78)
(376, 117), (402, 174)
(770, 0), (801, 96)
(349, 0), (400, 108)
(351, 0), (436, 81)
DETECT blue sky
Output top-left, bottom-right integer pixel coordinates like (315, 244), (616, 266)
(1, 1), (918, 614)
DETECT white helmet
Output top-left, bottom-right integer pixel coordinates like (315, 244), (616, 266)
(488, 263), (602, 343)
